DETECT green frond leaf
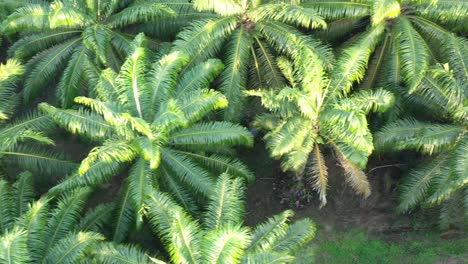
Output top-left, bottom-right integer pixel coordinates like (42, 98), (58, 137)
(395, 17), (429, 93)
(176, 89), (228, 124)
(249, 210), (293, 252)
(327, 24), (385, 99)
(398, 156), (450, 212)
(204, 174), (244, 230)
(112, 184), (135, 243)
(92, 242), (154, 264)
(23, 38), (81, 103)
(41, 187), (91, 261)
(0, 227), (30, 263)
(0, 180), (13, 233)
(12, 171), (34, 218)
(375, 119), (464, 155)
(79, 202), (115, 233)
(175, 59), (224, 97)
(251, 3), (326, 29)
(108, 1), (176, 27)
(219, 27), (252, 121)
(371, 0), (400, 26)
(43, 232), (104, 264)
(170, 121), (253, 150)
(202, 226), (250, 264)
(301, 0), (370, 20)
(171, 150), (254, 183)
(39, 103), (113, 140)
(161, 147), (214, 197)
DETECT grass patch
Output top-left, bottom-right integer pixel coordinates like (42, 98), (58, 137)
(314, 230), (467, 264)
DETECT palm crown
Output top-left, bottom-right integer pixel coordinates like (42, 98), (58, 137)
(375, 63), (467, 227)
(139, 174), (316, 263)
(249, 40), (394, 206)
(0, 172), (103, 263)
(39, 34), (253, 240)
(171, 0), (333, 121)
(338, 0), (467, 95)
(2, 0), (176, 107)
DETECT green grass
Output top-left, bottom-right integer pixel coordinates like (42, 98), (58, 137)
(314, 230), (467, 264)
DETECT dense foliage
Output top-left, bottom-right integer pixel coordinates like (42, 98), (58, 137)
(0, 0), (466, 263)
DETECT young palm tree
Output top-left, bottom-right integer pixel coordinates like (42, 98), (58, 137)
(171, 0), (332, 121)
(327, 0), (468, 95)
(122, 174), (315, 263)
(1, 0), (176, 107)
(248, 39), (394, 206)
(0, 173), (103, 263)
(375, 64), (467, 228)
(0, 59), (75, 176)
(39, 34), (253, 241)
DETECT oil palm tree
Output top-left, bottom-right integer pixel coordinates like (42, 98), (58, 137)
(0, 59), (75, 177)
(0, 173), (103, 263)
(171, 0), (333, 121)
(39, 34), (253, 241)
(248, 35), (394, 206)
(130, 174), (316, 263)
(1, 0), (176, 107)
(325, 0), (468, 95)
(375, 63), (467, 228)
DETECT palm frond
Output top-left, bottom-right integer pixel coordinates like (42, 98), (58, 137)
(92, 242), (154, 264)
(326, 23), (384, 100)
(192, 0), (243, 16)
(395, 17), (429, 93)
(219, 27), (253, 121)
(170, 121), (253, 150)
(0, 180), (13, 233)
(171, 150), (254, 183)
(0, 227), (30, 263)
(301, 0), (370, 20)
(248, 210), (293, 252)
(1, 4), (50, 34)
(398, 155), (450, 212)
(345, 88), (395, 114)
(56, 45), (89, 107)
(79, 202), (115, 233)
(269, 218), (316, 254)
(146, 190), (202, 264)
(12, 171), (34, 218)
(201, 226), (250, 263)
(1, 145), (78, 175)
(335, 146), (371, 198)
(308, 144), (328, 207)
(23, 38), (81, 103)
(251, 3), (326, 29)
(204, 174), (244, 231)
(40, 187), (91, 261)
(176, 89), (228, 124)
(148, 51), (189, 120)
(160, 147), (214, 197)
(172, 17), (237, 66)
(375, 119), (464, 155)
(108, 1), (176, 27)
(79, 139), (136, 175)
(43, 232), (104, 264)
(39, 103), (113, 141)
(174, 59), (224, 97)
(112, 184), (135, 243)
(371, 0), (400, 26)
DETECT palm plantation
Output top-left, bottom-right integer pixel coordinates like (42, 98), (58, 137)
(0, 0), (466, 263)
